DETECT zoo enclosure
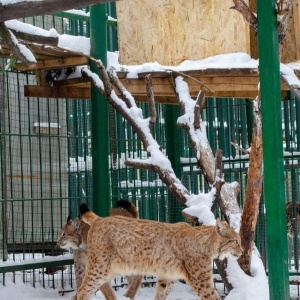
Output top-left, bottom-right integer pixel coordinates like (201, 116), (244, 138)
(0, 3), (299, 298)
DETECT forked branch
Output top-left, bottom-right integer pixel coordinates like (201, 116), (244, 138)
(230, 0), (292, 44)
(82, 63), (191, 207)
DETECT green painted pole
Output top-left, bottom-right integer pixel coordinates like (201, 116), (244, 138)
(257, 1), (290, 299)
(165, 105), (183, 223)
(90, 4), (110, 217)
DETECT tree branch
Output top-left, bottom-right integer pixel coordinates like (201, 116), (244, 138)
(0, 22), (36, 68)
(230, 0), (257, 32)
(174, 76), (241, 230)
(81, 63), (191, 207)
(145, 74), (156, 133)
(230, 141), (249, 154)
(238, 95), (263, 275)
(8, 28), (59, 47)
(0, 0), (116, 22)
(276, 0), (292, 44)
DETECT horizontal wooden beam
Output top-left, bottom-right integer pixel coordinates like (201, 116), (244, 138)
(24, 69), (293, 101)
(24, 85), (90, 99)
(17, 56), (88, 71)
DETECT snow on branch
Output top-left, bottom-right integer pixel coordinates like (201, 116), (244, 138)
(230, 0), (292, 44)
(230, 0), (257, 32)
(0, 22), (36, 68)
(82, 60), (191, 207)
(174, 76), (241, 230)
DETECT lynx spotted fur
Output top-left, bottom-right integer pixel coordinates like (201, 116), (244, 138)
(57, 200), (142, 300)
(73, 204), (243, 300)
(286, 201), (300, 237)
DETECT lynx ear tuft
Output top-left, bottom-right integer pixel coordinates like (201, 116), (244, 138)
(79, 203), (90, 216)
(67, 215), (72, 223)
(216, 218), (228, 236)
(72, 217), (81, 229)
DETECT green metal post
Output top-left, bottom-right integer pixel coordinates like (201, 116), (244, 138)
(165, 105), (183, 223)
(90, 4), (110, 217)
(257, 0), (290, 299)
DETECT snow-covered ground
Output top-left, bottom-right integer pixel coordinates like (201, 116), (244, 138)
(1, 273), (300, 300)
(0, 273), (223, 300)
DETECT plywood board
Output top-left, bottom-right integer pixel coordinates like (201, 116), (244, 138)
(116, 0), (250, 65)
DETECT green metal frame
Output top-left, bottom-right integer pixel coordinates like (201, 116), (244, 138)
(257, 0), (290, 298)
(90, 4), (110, 217)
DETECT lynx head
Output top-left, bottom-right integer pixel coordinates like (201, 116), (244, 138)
(215, 219), (243, 260)
(57, 216), (84, 251)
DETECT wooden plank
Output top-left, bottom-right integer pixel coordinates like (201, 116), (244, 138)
(24, 69), (294, 102)
(136, 68), (259, 78)
(53, 77), (89, 87)
(24, 85), (90, 99)
(17, 56), (88, 71)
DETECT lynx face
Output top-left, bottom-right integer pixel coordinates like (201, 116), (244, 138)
(57, 217), (86, 251)
(215, 220), (243, 260)
(58, 201), (144, 300)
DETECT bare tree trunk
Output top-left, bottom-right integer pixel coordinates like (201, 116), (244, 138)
(238, 96), (263, 275)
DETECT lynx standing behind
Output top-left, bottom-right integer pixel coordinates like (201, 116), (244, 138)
(73, 203), (243, 300)
(286, 201), (300, 237)
(57, 200), (142, 300)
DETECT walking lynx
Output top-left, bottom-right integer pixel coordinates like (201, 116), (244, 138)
(57, 200), (142, 300)
(72, 203), (243, 300)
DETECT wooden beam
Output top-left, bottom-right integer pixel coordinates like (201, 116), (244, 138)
(53, 77), (89, 87)
(24, 71), (291, 102)
(24, 85), (90, 99)
(17, 56), (88, 71)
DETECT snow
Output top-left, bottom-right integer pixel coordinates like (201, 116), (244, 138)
(9, 30), (36, 63)
(183, 189), (216, 226)
(107, 52), (259, 79)
(5, 20), (90, 57)
(6, 20), (59, 38)
(0, 276), (205, 300)
(225, 250), (269, 300)
(58, 34), (90, 56)
(0, 0), (43, 4)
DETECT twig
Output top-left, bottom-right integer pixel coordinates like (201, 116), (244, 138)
(230, 0), (257, 31)
(165, 69), (214, 93)
(194, 91), (205, 129)
(230, 141), (249, 154)
(145, 74), (156, 133)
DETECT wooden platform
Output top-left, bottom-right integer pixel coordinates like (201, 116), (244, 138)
(1, 37), (298, 102)
(24, 67), (297, 103)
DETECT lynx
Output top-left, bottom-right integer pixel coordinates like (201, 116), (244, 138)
(73, 203), (243, 300)
(286, 201), (300, 237)
(57, 200), (142, 300)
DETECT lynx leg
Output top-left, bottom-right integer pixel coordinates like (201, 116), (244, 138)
(123, 275), (143, 299)
(187, 272), (220, 300)
(77, 270), (108, 300)
(99, 281), (118, 300)
(73, 249), (87, 289)
(154, 279), (174, 300)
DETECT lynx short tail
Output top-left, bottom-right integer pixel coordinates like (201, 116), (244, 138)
(79, 203), (99, 225)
